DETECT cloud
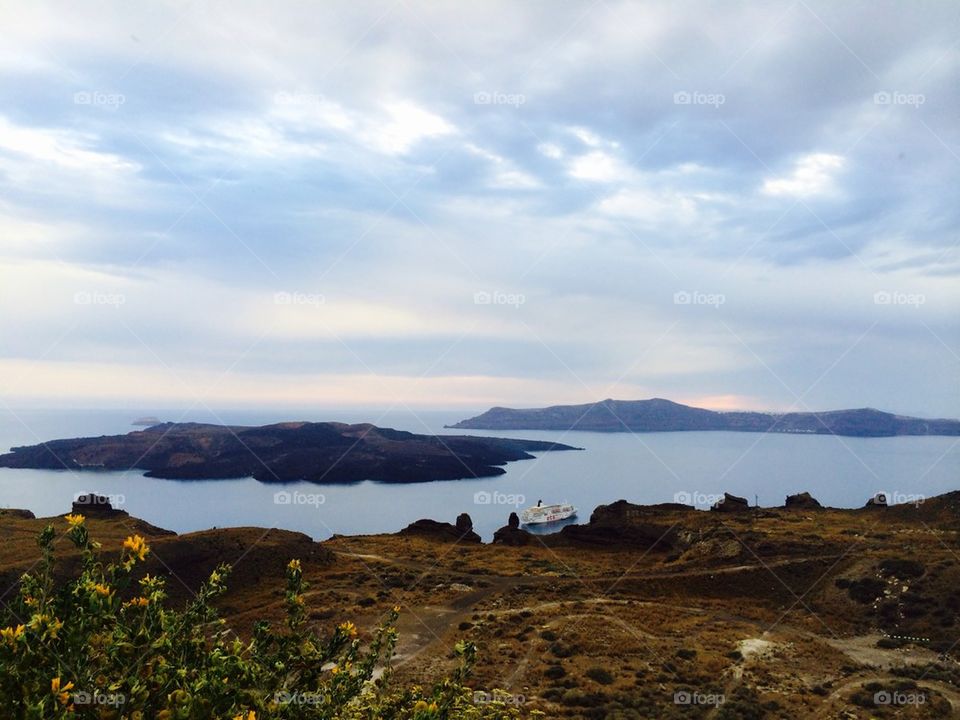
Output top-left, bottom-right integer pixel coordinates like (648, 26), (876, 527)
(0, 1), (957, 415)
(761, 152), (846, 198)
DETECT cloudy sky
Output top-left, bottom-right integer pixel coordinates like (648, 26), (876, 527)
(1, 0), (958, 416)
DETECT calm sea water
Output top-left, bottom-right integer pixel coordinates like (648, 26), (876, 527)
(0, 408), (957, 541)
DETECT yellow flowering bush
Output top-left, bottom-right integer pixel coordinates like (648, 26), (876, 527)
(0, 518), (533, 719)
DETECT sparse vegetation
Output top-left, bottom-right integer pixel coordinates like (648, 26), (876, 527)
(0, 517), (532, 718)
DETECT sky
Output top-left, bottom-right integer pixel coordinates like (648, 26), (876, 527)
(0, 0), (958, 417)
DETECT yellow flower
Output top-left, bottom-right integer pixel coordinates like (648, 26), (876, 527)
(89, 582), (113, 598)
(232, 713), (256, 720)
(338, 621), (357, 638)
(393, 604), (401, 613)
(287, 559), (301, 571)
(51, 676), (74, 705)
(64, 513), (85, 527)
(123, 596), (150, 608)
(122, 535), (149, 561)
(29, 614), (63, 639)
(331, 664), (340, 675)
(48, 617), (63, 638)
(293, 594), (305, 606)
(0, 624), (24, 644)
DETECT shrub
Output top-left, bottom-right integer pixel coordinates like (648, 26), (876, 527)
(0, 517), (534, 718)
(879, 559), (925, 579)
(544, 665), (566, 680)
(584, 668), (614, 685)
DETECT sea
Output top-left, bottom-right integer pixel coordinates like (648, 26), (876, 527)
(0, 407), (956, 541)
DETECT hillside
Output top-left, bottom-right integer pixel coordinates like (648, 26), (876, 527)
(2, 491), (959, 718)
(449, 398), (960, 437)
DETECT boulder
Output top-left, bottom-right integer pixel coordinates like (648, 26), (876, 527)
(455, 513), (474, 533)
(711, 493), (750, 512)
(492, 524), (532, 546)
(784, 491), (822, 510)
(507, 511), (520, 529)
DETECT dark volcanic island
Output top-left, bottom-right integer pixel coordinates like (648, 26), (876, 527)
(0, 422), (580, 482)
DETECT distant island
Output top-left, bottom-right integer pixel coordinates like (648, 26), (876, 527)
(448, 398), (960, 437)
(0, 421), (579, 482)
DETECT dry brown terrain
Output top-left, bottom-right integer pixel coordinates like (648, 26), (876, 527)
(2, 494), (959, 719)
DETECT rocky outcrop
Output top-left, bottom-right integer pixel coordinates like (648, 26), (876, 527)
(72, 493), (127, 517)
(589, 499), (695, 524)
(865, 493), (888, 508)
(711, 493), (750, 512)
(0, 508), (35, 519)
(543, 501), (685, 552)
(399, 515), (481, 543)
(493, 512), (533, 546)
(784, 492), (822, 510)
